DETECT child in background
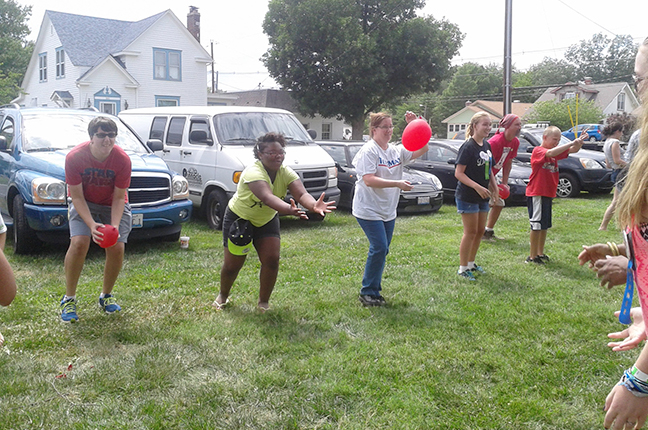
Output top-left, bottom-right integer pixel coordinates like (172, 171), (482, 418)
(525, 126), (585, 264)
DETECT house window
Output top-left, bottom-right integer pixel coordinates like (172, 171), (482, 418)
(460, 124), (466, 130)
(322, 123), (332, 140)
(564, 92), (576, 100)
(55, 47), (65, 78)
(153, 48), (182, 81)
(617, 93), (626, 111)
(39, 53), (47, 82)
(155, 95), (180, 107)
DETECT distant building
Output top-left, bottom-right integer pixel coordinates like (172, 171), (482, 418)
(442, 100), (534, 137)
(208, 89), (348, 140)
(534, 79), (640, 117)
(14, 8), (212, 113)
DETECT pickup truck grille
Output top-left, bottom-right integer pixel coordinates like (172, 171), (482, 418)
(129, 172), (171, 207)
(296, 169), (328, 191)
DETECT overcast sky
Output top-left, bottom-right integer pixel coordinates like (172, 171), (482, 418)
(17, 0), (647, 92)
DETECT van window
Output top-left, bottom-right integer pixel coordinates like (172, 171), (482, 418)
(213, 112), (312, 145)
(189, 119), (213, 145)
(150, 116), (167, 140)
(166, 117), (186, 146)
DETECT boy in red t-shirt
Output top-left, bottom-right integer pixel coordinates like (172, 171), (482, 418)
(526, 126), (585, 264)
(60, 117), (132, 322)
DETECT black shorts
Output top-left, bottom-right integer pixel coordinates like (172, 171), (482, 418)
(221, 206), (280, 248)
(527, 196), (552, 231)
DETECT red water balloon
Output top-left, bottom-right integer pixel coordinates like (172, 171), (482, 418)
(498, 183), (510, 200)
(97, 225), (119, 248)
(402, 119), (432, 151)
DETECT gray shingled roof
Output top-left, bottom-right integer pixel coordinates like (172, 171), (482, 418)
(46, 10), (166, 68)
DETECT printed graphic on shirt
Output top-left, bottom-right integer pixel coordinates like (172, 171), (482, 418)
(494, 147), (511, 171)
(378, 156), (401, 169)
(478, 150), (492, 180)
(541, 160), (559, 173)
(81, 167), (116, 186)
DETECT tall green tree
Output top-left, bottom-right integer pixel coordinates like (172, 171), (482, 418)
(262, 0), (463, 139)
(564, 33), (636, 84)
(525, 98), (604, 131)
(0, 0), (33, 104)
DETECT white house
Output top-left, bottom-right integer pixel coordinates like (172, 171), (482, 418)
(534, 80), (640, 117)
(14, 8), (212, 114)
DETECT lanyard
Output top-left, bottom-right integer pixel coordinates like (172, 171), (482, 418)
(619, 259), (633, 324)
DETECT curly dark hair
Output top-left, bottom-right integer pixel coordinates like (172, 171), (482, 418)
(602, 122), (623, 137)
(253, 132), (286, 160)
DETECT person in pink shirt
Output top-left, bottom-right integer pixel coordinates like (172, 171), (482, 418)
(483, 114), (521, 241)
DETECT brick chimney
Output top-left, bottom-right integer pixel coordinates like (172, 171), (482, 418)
(187, 6), (200, 42)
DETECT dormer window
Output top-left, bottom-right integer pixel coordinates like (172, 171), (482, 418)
(617, 93), (626, 111)
(38, 53), (47, 82)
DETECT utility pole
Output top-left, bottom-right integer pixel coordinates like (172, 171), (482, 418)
(211, 41), (216, 93)
(503, 0), (513, 115)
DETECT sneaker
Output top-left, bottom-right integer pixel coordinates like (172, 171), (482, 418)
(99, 294), (122, 314)
(537, 254), (550, 263)
(60, 297), (79, 323)
(359, 294), (384, 307)
(525, 256), (545, 265)
(482, 230), (495, 241)
(458, 270), (476, 281)
(470, 265), (486, 275)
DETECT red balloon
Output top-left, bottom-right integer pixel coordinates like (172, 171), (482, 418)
(402, 119), (432, 151)
(498, 183), (510, 200)
(97, 225), (119, 248)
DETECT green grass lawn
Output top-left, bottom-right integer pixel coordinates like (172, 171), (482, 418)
(0, 194), (637, 429)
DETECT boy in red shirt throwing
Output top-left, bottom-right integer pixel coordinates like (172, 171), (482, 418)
(61, 117), (132, 322)
(525, 126), (585, 264)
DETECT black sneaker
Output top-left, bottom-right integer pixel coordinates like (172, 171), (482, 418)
(482, 230), (495, 241)
(537, 254), (550, 263)
(359, 294), (384, 307)
(525, 256), (545, 265)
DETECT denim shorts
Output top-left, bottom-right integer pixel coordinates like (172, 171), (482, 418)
(455, 198), (489, 214)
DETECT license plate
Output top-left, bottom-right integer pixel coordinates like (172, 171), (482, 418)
(132, 213), (143, 228)
(417, 196), (430, 205)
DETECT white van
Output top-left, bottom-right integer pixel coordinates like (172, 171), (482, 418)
(119, 106), (340, 229)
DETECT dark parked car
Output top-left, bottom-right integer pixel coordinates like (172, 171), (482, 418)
(407, 139), (530, 204)
(0, 107), (193, 254)
(317, 141), (443, 214)
(516, 128), (613, 198)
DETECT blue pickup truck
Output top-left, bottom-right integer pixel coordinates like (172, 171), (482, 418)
(0, 106), (192, 254)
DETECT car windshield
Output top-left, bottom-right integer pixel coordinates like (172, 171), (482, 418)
(21, 113), (148, 153)
(213, 112), (313, 145)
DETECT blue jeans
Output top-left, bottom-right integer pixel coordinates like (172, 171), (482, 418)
(356, 217), (396, 296)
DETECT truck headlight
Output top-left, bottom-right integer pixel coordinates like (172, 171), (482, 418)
(580, 158), (603, 169)
(328, 166), (338, 188)
(172, 175), (189, 199)
(32, 177), (66, 204)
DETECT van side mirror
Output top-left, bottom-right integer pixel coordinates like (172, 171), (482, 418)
(447, 158), (456, 165)
(0, 135), (7, 151)
(307, 129), (317, 139)
(147, 139), (163, 151)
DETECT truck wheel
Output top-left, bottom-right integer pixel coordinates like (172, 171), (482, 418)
(12, 194), (42, 254)
(556, 173), (580, 198)
(205, 189), (227, 230)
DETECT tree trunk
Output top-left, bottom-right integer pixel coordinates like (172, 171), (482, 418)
(351, 117), (365, 141)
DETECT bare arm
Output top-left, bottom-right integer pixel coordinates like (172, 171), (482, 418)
(110, 187), (127, 228)
(362, 173), (413, 191)
(69, 183), (102, 243)
(287, 180), (336, 216)
(611, 141), (627, 167)
(501, 159), (513, 184)
(0, 249), (16, 307)
(248, 180), (307, 219)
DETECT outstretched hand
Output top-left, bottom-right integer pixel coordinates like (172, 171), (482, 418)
(311, 193), (336, 217)
(578, 243), (611, 268)
(288, 198), (309, 220)
(608, 308), (647, 352)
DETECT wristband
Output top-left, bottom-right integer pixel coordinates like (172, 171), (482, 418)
(630, 366), (648, 383)
(618, 371), (648, 397)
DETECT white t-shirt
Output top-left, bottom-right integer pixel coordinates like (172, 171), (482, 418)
(352, 140), (412, 221)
